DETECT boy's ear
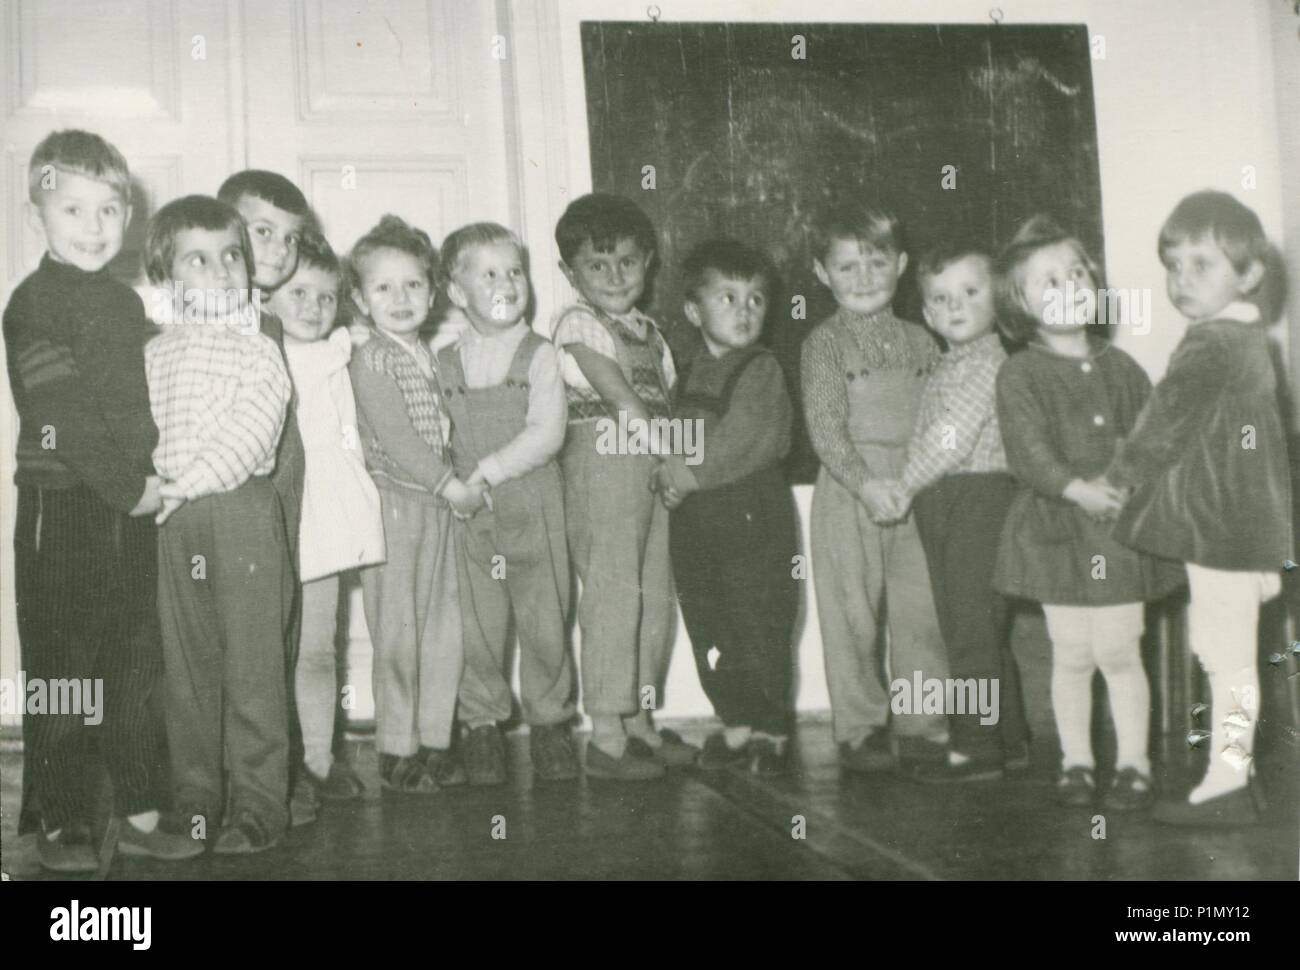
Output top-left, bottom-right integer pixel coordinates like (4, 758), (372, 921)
(682, 298), (703, 329)
(812, 259), (830, 288)
(920, 303), (935, 328)
(24, 201), (46, 240)
(895, 251), (909, 277)
(350, 288), (369, 318)
(446, 279), (469, 310)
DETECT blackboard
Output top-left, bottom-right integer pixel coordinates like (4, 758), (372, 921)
(581, 22), (1104, 482)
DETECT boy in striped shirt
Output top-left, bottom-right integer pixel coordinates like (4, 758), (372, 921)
(144, 195), (293, 853)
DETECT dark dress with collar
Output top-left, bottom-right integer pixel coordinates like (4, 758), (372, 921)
(1108, 317), (1292, 571)
(992, 339), (1185, 606)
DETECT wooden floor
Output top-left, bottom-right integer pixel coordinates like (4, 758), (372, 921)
(2, 716), (1295, 881)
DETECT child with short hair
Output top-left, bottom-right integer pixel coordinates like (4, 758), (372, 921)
(145, 194), (294, 853)
(270, 231), (384, 814)
(349, 215), (483, 793)
(216, 171), (310, 550)
(992, 215), (1183, 811)
(1106, 191), (1290, 826)
(800, 204), (949, 775)
(552, 193), (698, 779)
(436, 222), (577, 785)
(217, 169), (313, 815)
(867, 244), (1029, 781)
(657, 240), (798, 775)
(4, 130), (198, 869)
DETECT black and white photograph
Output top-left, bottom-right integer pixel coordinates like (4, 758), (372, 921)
(0, 0), (1298, 931)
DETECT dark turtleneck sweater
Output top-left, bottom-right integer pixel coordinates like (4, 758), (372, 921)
(3, 254), (157, 512)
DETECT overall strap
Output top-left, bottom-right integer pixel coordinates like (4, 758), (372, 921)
(504, 329), (546, 386)
(717, 345), (773, 413)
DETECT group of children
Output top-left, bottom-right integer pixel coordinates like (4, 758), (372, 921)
(6, 127), (1289, 872)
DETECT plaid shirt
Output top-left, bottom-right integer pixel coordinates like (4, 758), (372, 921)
(899, 331), (1007, 495)
(145, 320), (291, 500)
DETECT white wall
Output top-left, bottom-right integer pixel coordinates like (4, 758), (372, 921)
(506, 0), (1295, 720)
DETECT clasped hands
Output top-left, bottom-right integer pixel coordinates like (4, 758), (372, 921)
(860, 479), (911, 524)
(1063, 475), (1128, 521)
(444, 468), (493, 519)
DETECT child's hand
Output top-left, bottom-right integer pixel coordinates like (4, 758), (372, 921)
(860, 479), (902, 524)
(444, 477), (490, 518)
(881, 481), (911, 522)
(130, 476), (163, 517)
(1063, 477), (1124, 520)
(431, 307), (472, 354)
(155, 481), (186, 526)
(348, 322), (372, 348)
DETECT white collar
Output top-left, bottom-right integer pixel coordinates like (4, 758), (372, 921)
(1213, 301), (1260, 324)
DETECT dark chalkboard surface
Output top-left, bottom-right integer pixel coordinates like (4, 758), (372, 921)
(581, 22), (1104, 482)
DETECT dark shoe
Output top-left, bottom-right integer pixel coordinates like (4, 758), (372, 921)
(839, 729), (894, 773)
(36, 822), (98, 873)
(463, 725), (507, 786)
(1152, 784), (1261, 827)
(530, 724), (579, 782)
(419, 746), (467, 787)
(213, 811), (280, 855)
(748, 738), (788, 776)
(698, 732), (751, 771)
(1056, 766), (1097, 807)
(910, 754), (1004, 784)
(318, 761), (366, 801)
(1106, 767), (1154, 812)
(117, 818), (205, 861)
(1003, 741), (1031, 774)
(628, 729), (699, 768)
(379, 753), (439, 794)
(584, 739), (665, 780)
(289, 769), (321, 827)
(895, 735), (948, 774)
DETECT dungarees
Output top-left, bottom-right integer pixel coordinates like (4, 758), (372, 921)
(438, 332), (575, 728)
(809, 322), (949, 747)
(670, 347), (798, 736)
(558, 308), (676, 718)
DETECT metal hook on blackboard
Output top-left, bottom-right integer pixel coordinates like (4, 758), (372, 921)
(647, 4), (661, 23)
(989, 7), (1004, 24)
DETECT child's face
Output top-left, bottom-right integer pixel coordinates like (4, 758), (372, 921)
(685, 270), (768, 357)
(448, 241), (529, 333)
(352, 247), (433, 339)
(1018, 241), (1096, 333)
(814, 237), (907, 317)
(168, 224), (250, 321)
(561, 237), (652, 316)
(233, 194), (303, 291)
(920, 256), (996, 346)
(1162, 234), (1263, 322)
(269, 264), (340, 343)
(30, 171), (130, 273)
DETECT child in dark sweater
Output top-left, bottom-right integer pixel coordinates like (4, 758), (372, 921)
(3, 130), (199, 870)
(658, 240), (798, 774)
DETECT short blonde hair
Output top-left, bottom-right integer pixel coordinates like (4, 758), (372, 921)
(439, 222), (523, 288)
(28, 130), (131, 205)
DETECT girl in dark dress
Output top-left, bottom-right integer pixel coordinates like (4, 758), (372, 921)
(991, 216), (1184, 812)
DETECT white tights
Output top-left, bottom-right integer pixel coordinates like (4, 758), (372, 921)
(1042, 602), (1150, 776)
